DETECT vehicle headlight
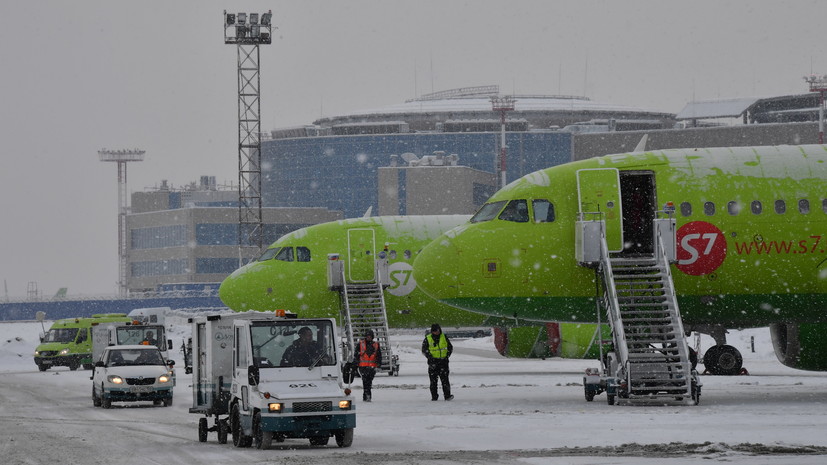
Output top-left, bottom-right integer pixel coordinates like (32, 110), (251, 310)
(339, 400), (351, 410)
(268, 403), (283, 413)
(59, 348), (70, 355)
(158, 374), (171, 383)
(108, 375), (124, 384)
(34, 350), (40, 356)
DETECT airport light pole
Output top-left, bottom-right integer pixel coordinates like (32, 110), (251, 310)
(98, 149), (145, 297)
(804, 74), (827, 144)
(491, 96), (515, 189)
(224, 10), (272, 263)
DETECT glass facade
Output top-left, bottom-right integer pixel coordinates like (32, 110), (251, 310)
(263, 132), (572, 219)
(131, 225), (188, 250)
(131, 259), (189, 277)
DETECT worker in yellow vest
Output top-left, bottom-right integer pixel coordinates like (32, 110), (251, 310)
(354, 329), (382, 402)
(421, 323), (454, 401)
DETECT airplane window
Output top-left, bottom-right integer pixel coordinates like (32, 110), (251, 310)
(389, 250), (397, 259)
(404, 250), (411, 260)
(532, 199), (555, 223)
(498, 199), (529, 223)
(703, 202), (715, 216)
(296, 247), (311, 262)
(775, 200), (786, 214)
(275, 247), (294, 262)
(727, 201), (740, 216)
(680, 202), (692, 217)
(823, 199), (827, 214)
(798, 199), (810, 214)
(470, 201), (506, 223)
(258, 248), (279, 261)
(751, 200), (762, 215)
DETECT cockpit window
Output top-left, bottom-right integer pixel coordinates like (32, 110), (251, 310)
(258, 248), (279, 261)
(470, 201), (506, 223)
(275, 247), (294, 262)
(296, 247), (311, 262)
(532, 199), (555, 223)
(498, 199), (529, 223)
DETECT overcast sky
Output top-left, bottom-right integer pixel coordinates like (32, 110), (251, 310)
(1, 0), (824, 297)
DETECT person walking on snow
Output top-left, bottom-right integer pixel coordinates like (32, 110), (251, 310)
(422, 323), (453, 401)
(354, 329), (382, 402)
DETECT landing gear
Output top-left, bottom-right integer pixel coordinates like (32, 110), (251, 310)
(702, 344), (743, 376)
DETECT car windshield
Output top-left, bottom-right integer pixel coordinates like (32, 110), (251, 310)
(470, 201), (506, 223)
(45, 328), (78, 343)
(107, 349), (165, 366)
(115, 326), (164, 350)
(249, 320), (336, 368)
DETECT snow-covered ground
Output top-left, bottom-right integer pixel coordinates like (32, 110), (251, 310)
(2, 316), (827, 464)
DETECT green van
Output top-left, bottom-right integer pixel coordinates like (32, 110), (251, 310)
(34, 313), (133, 371)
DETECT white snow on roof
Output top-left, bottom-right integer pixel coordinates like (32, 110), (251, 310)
(340, 97), (668, 117)
(675, 98), (760, 120)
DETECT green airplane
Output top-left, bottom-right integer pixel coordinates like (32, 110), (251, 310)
(218, 215), (601, 358)
(414, 144), (827, 374)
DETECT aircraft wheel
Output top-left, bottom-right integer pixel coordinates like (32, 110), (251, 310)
(703, 345), (742, 376)
(198, 417), (208, 442)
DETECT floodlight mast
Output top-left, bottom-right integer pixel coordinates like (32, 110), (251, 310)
(804, 74), (827, 144)
(98, 149), (145, 297)
(491, 96), (515, 189)
(224, 10), (272, 264)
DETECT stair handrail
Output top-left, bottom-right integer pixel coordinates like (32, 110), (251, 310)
(654, 226), (693, 386)
(372, 259), (394, 372)
(595, 224), (630, 380)
(339, 264), (356, 362)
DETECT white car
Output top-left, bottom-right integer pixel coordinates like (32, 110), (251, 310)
(91, 345), (175, 408)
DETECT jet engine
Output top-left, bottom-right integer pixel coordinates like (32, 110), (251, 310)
(770, 322), (827, 371)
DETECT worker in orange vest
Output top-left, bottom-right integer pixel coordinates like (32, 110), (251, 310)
(354, 329), (382, 402)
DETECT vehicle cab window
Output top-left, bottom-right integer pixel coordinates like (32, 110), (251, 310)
(258, 247), (279, 261)
(296, 246), (311, 262)
(498, 199), (529, 222)
(470, 201), (506, 223)
(532, 199), (555, 223)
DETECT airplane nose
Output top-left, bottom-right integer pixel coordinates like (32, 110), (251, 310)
(219, 264), (262, 311)
(413, 235), (461, 302)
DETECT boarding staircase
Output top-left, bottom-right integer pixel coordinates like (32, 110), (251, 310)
(578, 212), (699, 404)
(328, 256), (399, 375)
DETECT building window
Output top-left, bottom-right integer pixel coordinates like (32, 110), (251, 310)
(131, 225), (188, 249)
(775, 200), (786, 214)
(196, 258), (241, 274)
(131, 259), (188, 277)
(679, 202), (692, 217)
(703, 202), (715, 216)
(750, 200), (762, 215)
(823, 199), (827, 214)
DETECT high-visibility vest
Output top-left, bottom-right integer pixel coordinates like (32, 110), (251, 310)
(358, 340), (380, 367)
(426, 333), (449, 359)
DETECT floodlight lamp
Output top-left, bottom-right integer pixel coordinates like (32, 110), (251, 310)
(250, 13), (258, 24)
(237, 12), (246, 24)
(261, 12), (272, 26)
(225, 13), (236, 25)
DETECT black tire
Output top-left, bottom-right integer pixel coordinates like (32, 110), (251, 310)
(102, 396), (112, 409)
(198, 418), (208, 442)
(69, 362), (79, 371)
(217, 419), (229, 444)
(231, 404), (252, 448)
(309, 436), (330, 446)
(584, 387), (595, 402)
(37, 364), (48, 372)
(253, 412), (273, 450)
(92, 385), (101, 407)
(607, 394), (615, 405)
(82, 363), (93, 370)
(335, 428), (354, 448)
(691, 382), (701, 405)
(704, 345), (743, 376)
(163, 396), (173, 407)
